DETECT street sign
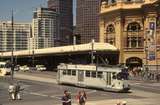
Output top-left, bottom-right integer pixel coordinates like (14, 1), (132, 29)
(148, 51), (155, 60)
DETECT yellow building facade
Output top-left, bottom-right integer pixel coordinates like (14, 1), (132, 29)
(100, 0), (160, 71)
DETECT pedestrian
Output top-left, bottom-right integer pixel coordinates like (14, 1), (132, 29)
(76, 90), (87, 105)
(15, 82), (22, 100)
(61, 90), (72, 105)
(8, 83), (16, 100)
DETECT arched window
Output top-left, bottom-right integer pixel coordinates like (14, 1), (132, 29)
(107, 24), (115, 33)
(127, 22), (141, 32)
(106, 24), (115, 45)
(126, 22), (143, 48)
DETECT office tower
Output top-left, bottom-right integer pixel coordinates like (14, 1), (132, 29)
(48, 0), (73, 45)
(76, 0), (100, 44)
(32, 7), (58, 49)
(0, 21), (31, 52)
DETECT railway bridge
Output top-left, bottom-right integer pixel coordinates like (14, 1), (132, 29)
(0, 43), (119, 70)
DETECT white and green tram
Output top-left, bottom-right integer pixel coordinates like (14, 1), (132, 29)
(57, 63), (130, 92)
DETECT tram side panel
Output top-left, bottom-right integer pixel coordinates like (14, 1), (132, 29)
(57, 64), (130, 92)
(83, 71), (106, 88)
(58, 69), (78, 85)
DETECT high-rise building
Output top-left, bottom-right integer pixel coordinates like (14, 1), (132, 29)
(0, 21), (31, 52)
(32, 7), (59, 49)
(48, 0), (73, 46)
(76, 0), (100, 44)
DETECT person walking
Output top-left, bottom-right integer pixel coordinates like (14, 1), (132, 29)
(15, 82), (22, 100)
(8, 83), (16, 100)
(76, 90), (87, 105)
(61, 90), (72, 105)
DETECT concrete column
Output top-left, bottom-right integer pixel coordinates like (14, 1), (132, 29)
(115, 17), (124, 64)
(99, 17), (105, 43)
(145, 13), (157, 65)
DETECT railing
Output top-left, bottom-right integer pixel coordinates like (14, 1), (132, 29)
(129, 65), (160, 82)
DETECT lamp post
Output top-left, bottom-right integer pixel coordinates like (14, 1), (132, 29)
(11, 9), (14, 80)
(91, 39), (95, 64)
(73, 33), (80, 45)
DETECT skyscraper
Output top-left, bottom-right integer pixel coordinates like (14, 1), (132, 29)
(48, 0), (73, 46)
(76, 0), (100, 44)
(32, 7), (58, 49)
(0, 21), (31, 52)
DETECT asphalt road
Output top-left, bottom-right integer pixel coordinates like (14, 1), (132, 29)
(0, 72), (160, 105)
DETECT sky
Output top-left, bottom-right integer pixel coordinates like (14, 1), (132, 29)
(0, 0), (76, 24)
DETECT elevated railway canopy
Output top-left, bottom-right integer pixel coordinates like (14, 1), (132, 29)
(0, 43), (119, 69)
(0, 43), (118, 58)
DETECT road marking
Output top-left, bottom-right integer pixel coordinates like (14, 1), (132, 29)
(132, 84), (160, 91)
(23, 89), (97, 99)
(23, 91), (50, 97)
(134, 83), (141, 85)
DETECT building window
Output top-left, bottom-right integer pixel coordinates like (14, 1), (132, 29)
(157, 16), (160, 28)
(108, 0), (116, 4)
(126, 22), (143, 48)
(127, 22), (141, 32)
(106, 24), (115, 33)
(106, 24), (115, 45)
(125, 0), (132, 2)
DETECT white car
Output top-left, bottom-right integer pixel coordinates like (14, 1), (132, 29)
(19, 65), (30, 72)
(0, 62), (11, 76)
(36, 65), (46, 71)
(14, 65), (20, 71)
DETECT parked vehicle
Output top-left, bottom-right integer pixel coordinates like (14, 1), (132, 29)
(0, 62), (11, 76)
(19, 65), (30, 72)
(14, 65), (20, 71)
(36, 65), (46, 71)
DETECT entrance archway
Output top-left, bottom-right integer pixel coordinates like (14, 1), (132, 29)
(126, 57), (142, 68)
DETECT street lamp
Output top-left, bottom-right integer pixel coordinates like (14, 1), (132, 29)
(91, 39), (95, 64)
(73, 33), (80, 45)
(11, 9), (14, 80)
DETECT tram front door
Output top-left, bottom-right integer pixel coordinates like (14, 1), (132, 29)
(78, 70), (84, 82)
(106, 72), (112, 88)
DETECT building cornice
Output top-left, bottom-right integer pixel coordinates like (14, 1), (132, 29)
(100, 0), (158, 14)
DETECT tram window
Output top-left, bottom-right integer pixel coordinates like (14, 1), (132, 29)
(63, 70), (67, 75)
(97, 72), (103, 78)
(112, 72), (116, 79)
(72, 70), (76, 76)
(91, 71), (96, 78)
(86, 71), (90, 77)
(117, 72), (128, 80)
(67, 70), (71, 75)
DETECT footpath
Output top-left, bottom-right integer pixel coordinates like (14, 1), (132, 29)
(14, 71), (57, 84)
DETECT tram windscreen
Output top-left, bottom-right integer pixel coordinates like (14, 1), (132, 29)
(116, 71), (129, 80)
